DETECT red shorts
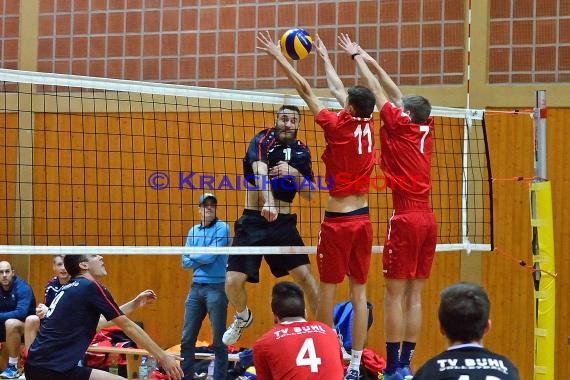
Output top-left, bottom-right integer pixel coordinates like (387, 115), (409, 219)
(317, 213), (372, 284)
(383, 209), (437, 279)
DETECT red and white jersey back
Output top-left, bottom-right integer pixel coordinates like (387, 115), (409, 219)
(316, 109), (375, 197)
(379, 102), (433, 201)
(253, 320), (344, 380)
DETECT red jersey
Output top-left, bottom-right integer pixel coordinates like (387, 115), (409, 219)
(316, 109), (375, 197)
(379, 102), (434, 202)
(253, 320), (344, 380)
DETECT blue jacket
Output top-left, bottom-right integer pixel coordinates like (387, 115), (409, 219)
(0, 276), (36, 321)
(182, 218), (230, 284)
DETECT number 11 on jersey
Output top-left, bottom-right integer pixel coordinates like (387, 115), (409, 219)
(354, 123), (372, 155)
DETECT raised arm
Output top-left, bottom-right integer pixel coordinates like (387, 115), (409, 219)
(313, 34), (347, 107)
(356, 45), (403, 107)
(97, 289), (157, 329)
(257, 31), (324, 116)
(337, 33), (388, 109)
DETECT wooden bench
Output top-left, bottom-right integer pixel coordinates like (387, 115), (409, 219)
(86, 345), (240, 379)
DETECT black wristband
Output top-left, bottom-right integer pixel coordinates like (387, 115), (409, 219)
(351, 53), (360, 60)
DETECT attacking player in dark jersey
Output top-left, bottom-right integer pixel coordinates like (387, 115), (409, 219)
(223, 104), (319, 346)
(25, 254), (182, 380)
(341, 34), (438, 380)
(253, 282), (344, 380)
(414, 283), (520, 380)
(258, 31), (382, 380)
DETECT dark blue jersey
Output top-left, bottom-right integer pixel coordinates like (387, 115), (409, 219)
(413, 345), (519, 380)
(43, 276), (65, 306)
(244, 129), (314, 203)
(26, 276), (124, 372)
(0, 276), (36, 322)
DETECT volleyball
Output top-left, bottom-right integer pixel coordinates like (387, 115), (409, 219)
(244, 366), (257, 379)
(280, 28), (313, 60)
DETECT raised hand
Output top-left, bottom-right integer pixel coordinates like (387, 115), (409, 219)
(134, 289), (157, 308)
(337, 33), (359, 56)
(313, 34), (330, 60)
(256, 31), (282, 59)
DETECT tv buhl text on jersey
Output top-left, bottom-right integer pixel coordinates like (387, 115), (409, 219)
(147, 171), (421, 192)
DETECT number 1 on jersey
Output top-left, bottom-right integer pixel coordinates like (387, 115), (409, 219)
(354, 123), (372, 155)
(296, 338), (322, 373)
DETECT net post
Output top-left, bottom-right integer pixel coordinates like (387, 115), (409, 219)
(531, 90), (555, 380)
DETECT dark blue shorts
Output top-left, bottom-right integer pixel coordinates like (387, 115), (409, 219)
(24, 362), (92, 380)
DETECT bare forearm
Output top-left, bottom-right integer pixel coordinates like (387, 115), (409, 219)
(354, 56), (388, 106)
(367, 59), (402, 105)
(116, 318), (166, 361)
(322, 57), (347, 105)
(252, 161), (275, 204)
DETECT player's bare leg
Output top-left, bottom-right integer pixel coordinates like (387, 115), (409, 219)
(349, 281), (368, 352)
(383, 279), (407, 376)
(224, 271), (248, 313)
(223, 271), (252, 345)
(288, 264), (319, 317)
(315, 282), (337, 327)
(344, 280), (367, 378)
(403, 279), (425, 342)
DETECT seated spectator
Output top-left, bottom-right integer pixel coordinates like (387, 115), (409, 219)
(0, 261), (36, 379)
(24, 255), (70, 354)
(413, 282), (520, 380)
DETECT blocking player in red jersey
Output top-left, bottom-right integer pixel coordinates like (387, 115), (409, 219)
(253, 282), (344, 380)
(257, 31), (383, 380)
(339, 35), (438, 380)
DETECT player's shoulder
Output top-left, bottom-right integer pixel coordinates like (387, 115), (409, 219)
(293, 139), (310, 151)
(254, 128), (275, 140)
(44, 276), (59, 286)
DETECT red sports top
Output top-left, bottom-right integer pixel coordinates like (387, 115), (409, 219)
(253, 320), (344, 380)
(379, 102), (434, 203)
(316, 109), (375, 197)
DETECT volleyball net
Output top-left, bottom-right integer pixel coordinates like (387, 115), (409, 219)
(0, 68), (492, 255)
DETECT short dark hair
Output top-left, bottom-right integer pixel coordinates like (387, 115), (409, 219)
(347, 86), (376, 118)
(402, 95), (431, 124)
(271, 281), (305, 319)
(64, 254), (89, 277)
(438, 282), (490, 343)
(278, 105), (301, 117)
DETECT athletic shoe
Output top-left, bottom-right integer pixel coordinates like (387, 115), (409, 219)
(344, 369), (359, 380)
(17, 374), (25, 380)
(382, 369), (404, 380)
(222, 310), (253, 345)
(0, 364), (20, 379)
(400, 366), (413, 379)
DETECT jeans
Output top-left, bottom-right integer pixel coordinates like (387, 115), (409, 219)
(181, 283), (228, 380)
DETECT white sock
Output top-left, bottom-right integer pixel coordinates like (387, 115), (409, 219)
(349, 350), (363, 371)
(8, 357), (18, 366)
(237, 307), (250, 320)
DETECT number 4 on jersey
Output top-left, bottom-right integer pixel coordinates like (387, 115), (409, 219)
(295, 338), (322, 373)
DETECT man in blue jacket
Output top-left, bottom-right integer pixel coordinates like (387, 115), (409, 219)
(0, 261), (36, 379)
(180, 193), (231, 380)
